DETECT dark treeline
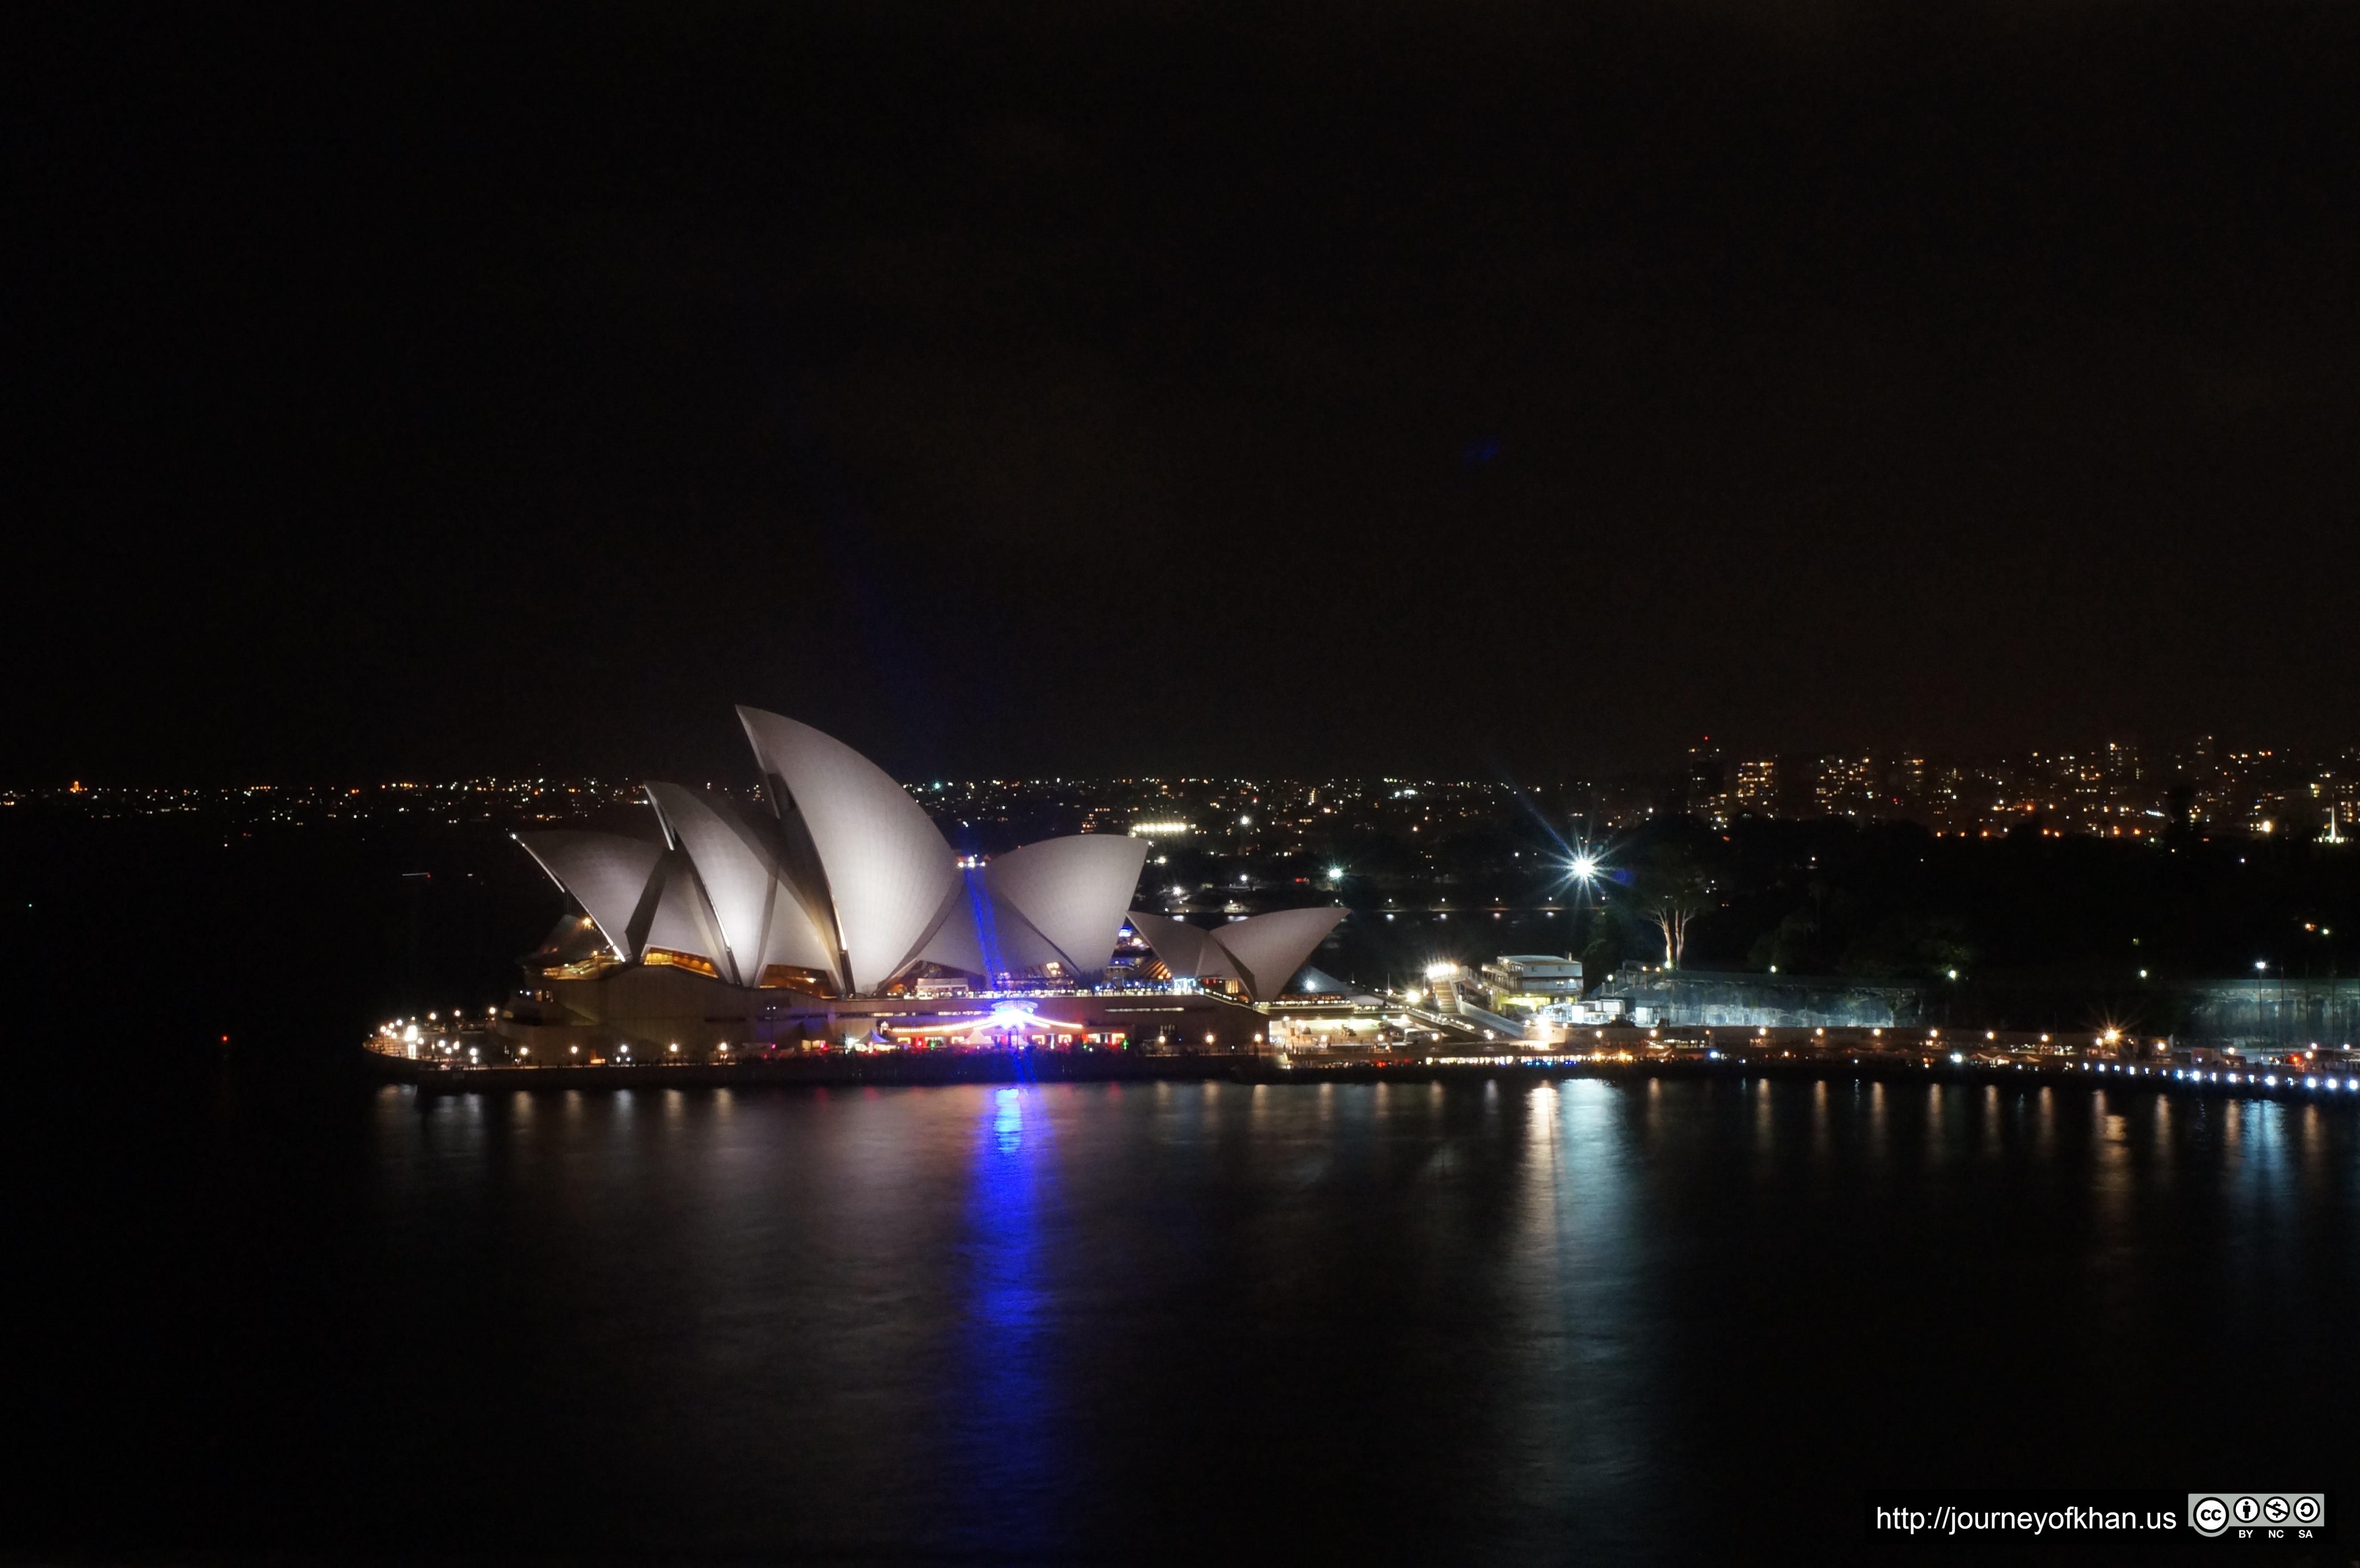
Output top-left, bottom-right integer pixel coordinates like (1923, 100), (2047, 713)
(1580, 819), (2358, 988)
(1102, 802), (2360, 1034)
(1145, 806), (2360, 988)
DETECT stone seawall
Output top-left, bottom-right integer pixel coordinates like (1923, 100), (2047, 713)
(2180, 979), (2360, 1051)
(1587, 970), (1927, 1029)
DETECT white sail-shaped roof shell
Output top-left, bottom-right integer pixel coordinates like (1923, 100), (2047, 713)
(737, 706), (960, 993)
(1207, 906), (1346, 1002)
(984, 903), (1069, 975)
(912, 888), (988, 974)
(1129, 906), (1344, 1000)
(523, 710), (1268, 997)
(516, 831), (664, 960)
(642, 855), (727, 969)
(1126, 909), (1217, 978)
(756, 880), (844, 984)
(1196, 940), (1239, 984)
(644, 784), (759, 984)
(913, 873), (1066, 978)
(644, 782), (840, 989)
(984, 835), (1147, 979)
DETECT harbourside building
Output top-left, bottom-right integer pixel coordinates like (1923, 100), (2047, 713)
(494, 707), (1345, 1057)
(1582, 967), (1928, 1030)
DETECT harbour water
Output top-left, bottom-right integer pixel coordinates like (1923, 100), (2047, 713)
(6, 1064), (2355, 1564)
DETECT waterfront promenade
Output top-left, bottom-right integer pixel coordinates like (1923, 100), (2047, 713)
(365, 1027), (2360, 1104)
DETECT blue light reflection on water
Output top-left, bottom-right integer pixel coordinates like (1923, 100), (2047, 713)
(943, 1084), (1068, 1554)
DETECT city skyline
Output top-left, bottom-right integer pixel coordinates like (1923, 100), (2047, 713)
(20, 730), (2358, 845)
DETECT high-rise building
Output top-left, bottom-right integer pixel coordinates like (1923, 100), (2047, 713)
(1887, 756), (1929, 819)
(1814, 756), (1875, 818)
(1684, 739), (1727, 826)
(1733, 759), (1778, 817)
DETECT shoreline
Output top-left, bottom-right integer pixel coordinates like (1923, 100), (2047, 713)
(369, 1046), (2360, 1104)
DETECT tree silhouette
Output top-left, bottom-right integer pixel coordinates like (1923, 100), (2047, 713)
(1629, 842), (1715, 969)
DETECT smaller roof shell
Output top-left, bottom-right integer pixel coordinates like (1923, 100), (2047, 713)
(984, 835), (1149, 979)
(1208, 906), (1346, 1002)
(516, 831), (664, 960)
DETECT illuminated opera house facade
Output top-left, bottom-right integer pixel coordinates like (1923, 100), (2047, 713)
(499, 707), (1343, 1056)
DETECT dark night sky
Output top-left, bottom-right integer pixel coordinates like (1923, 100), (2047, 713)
(11, 2), (2360, 786)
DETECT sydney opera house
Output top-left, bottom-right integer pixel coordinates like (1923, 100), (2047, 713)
(497, 707), (1344, 1056)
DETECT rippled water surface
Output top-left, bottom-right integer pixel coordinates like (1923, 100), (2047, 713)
(9, 1069), (2356, 1563)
